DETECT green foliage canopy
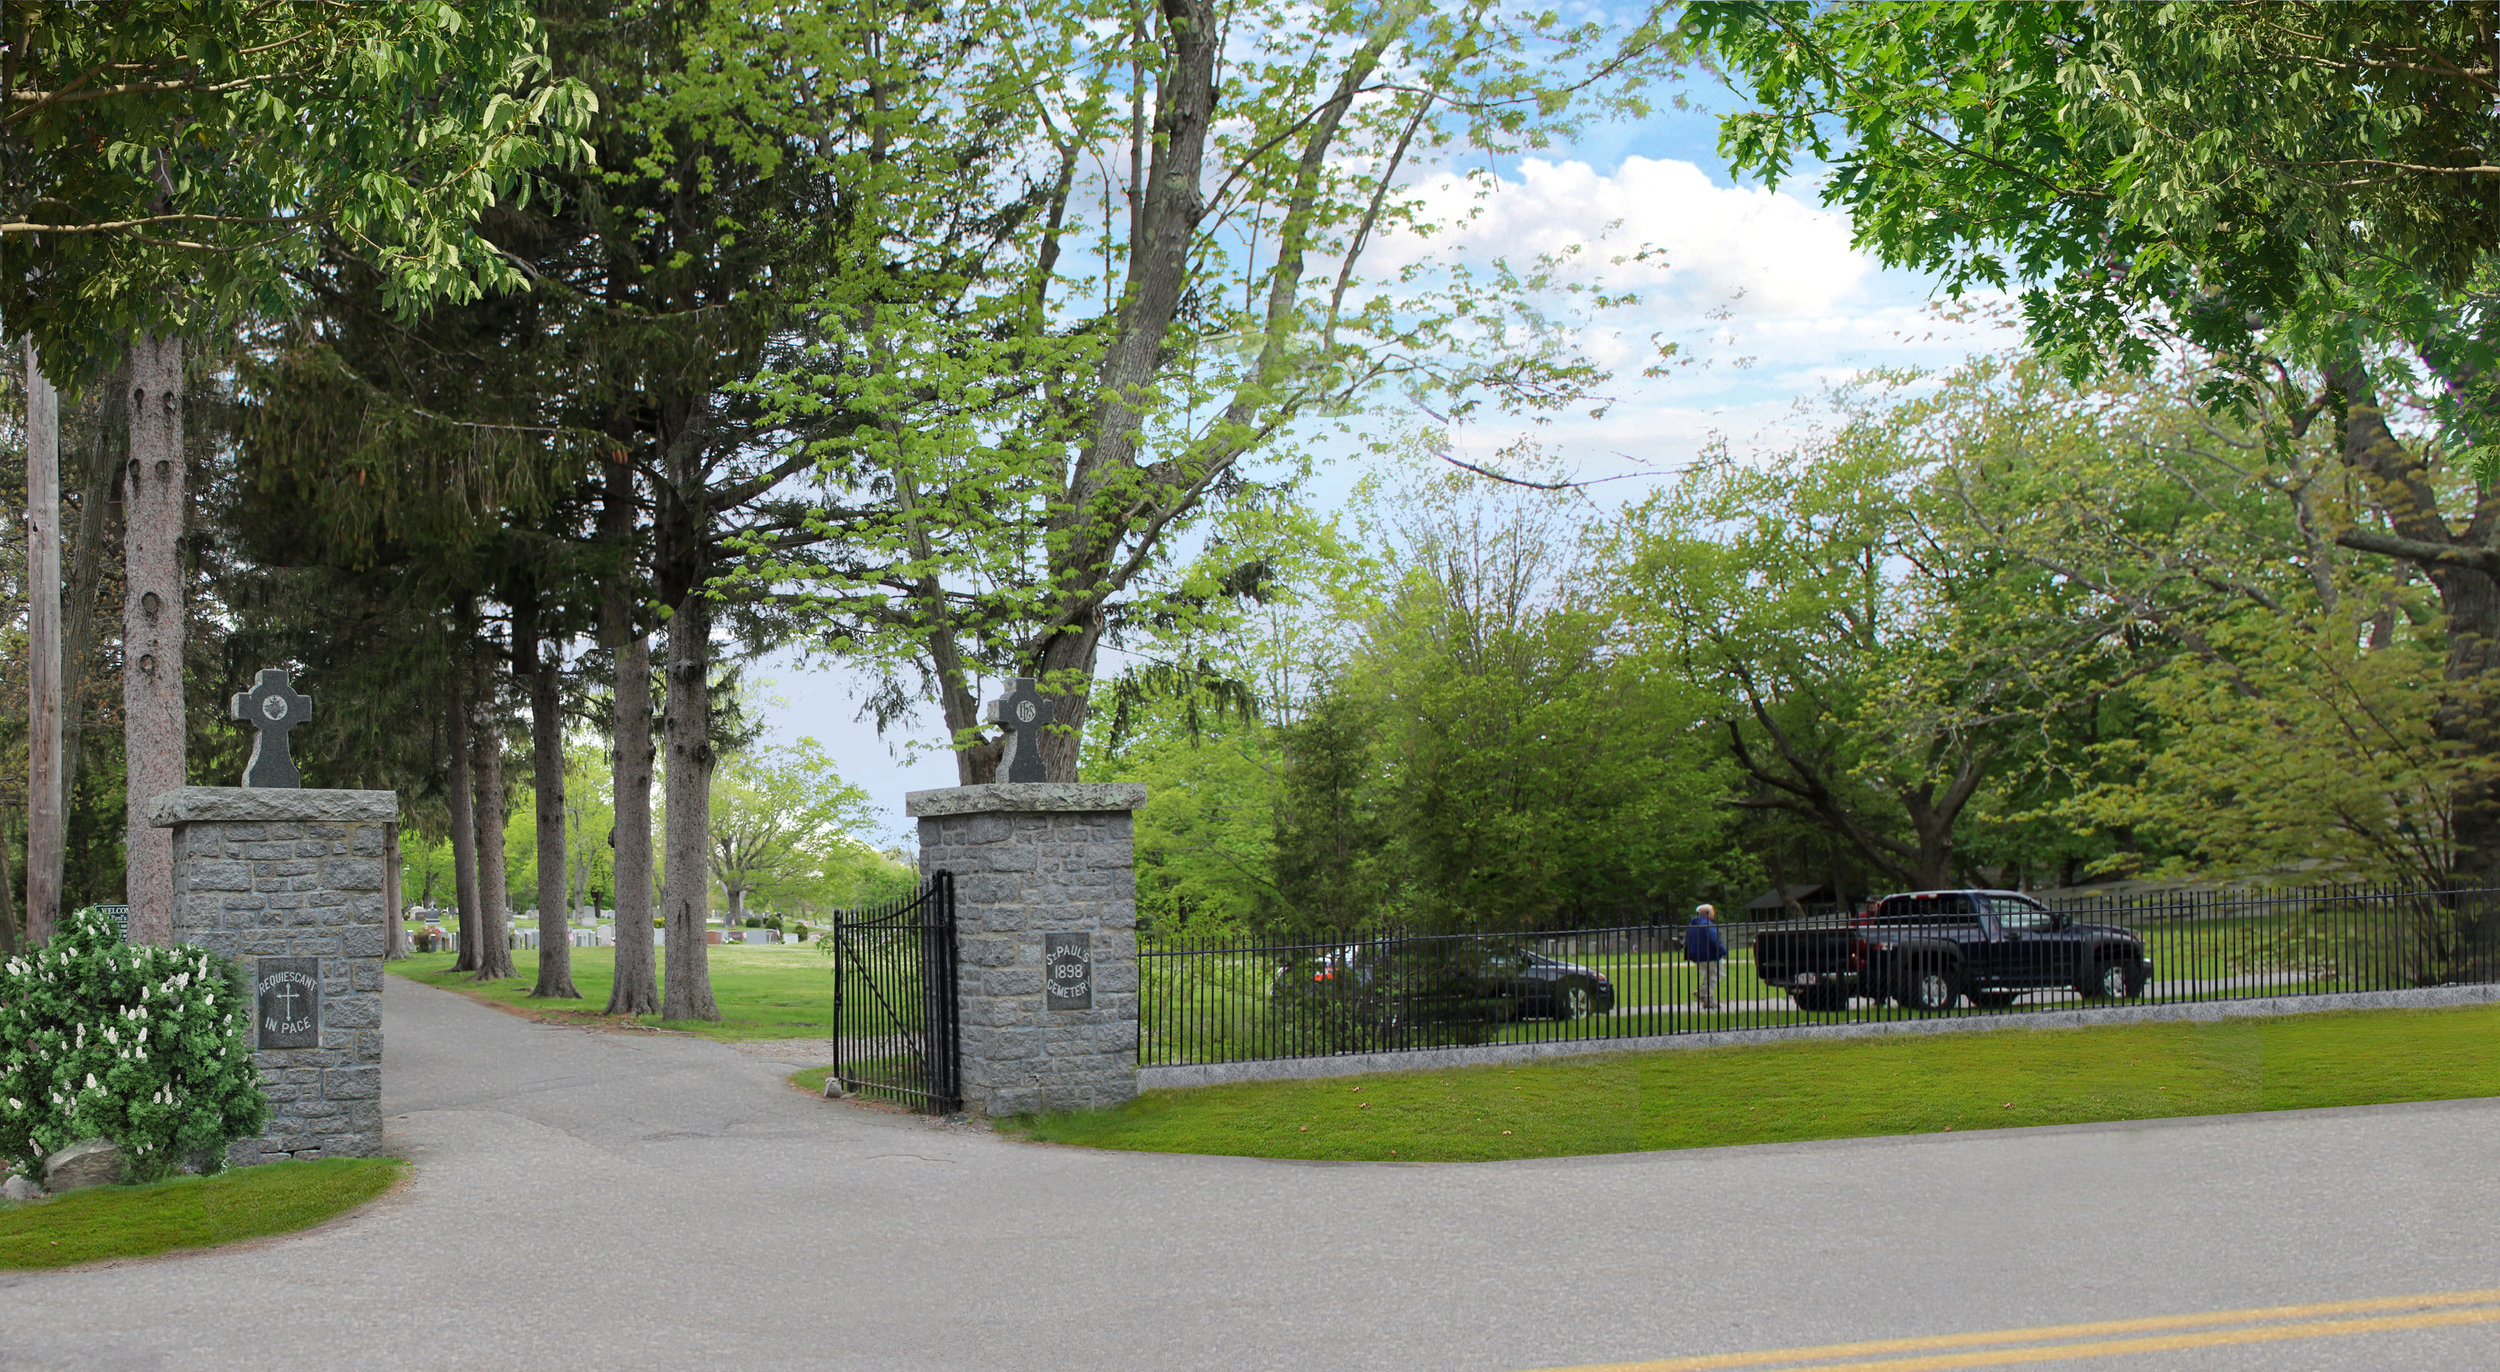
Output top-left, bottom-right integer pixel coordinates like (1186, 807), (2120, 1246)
(3, 0), (594, 377)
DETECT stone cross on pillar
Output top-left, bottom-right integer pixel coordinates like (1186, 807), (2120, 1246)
(982, 676), (1053, 783)
(230, 668), (313, 789)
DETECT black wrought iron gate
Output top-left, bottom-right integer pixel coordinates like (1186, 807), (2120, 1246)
(828, 871), (961, 1113)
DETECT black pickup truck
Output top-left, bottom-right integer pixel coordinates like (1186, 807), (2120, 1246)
(1752, 889), (2154, 1012)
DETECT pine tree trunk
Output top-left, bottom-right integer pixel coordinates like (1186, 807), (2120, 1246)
(59, 363), (124, 830)
(0, 817), (19, 955)
(122, 332), (184, 944)
(659, 591), (719, 1022)
(384, 824), (406, 960)
(446, 666), (482, 971)
(471, 652), (515, 980)
(25, 342), (63, 944)
(606, 628), (660, 1016)
(519, 596), (579, 998)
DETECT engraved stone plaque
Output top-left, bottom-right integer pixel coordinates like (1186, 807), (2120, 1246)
(1044, 932), (1091, 1011)
(255, 957), (320, 1048)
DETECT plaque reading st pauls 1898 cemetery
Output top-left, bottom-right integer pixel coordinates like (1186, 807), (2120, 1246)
(1044, 932), (1091, 1011)
(254, 957), (321, 1049)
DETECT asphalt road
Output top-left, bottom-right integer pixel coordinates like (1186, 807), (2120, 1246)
(3, 977), (2495, 1370)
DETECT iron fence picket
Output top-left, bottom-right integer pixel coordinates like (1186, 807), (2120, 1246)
(1137, 883), (2500, 1068)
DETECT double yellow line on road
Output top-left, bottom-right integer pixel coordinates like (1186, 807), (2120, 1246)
(1534, 1286), (2500, 1371)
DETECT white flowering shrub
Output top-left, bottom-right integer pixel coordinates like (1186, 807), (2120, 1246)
(0, 907), (268, 1179)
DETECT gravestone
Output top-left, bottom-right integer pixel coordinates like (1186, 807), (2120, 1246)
(907, 680), (1143, 1116)
(151, 669), (394, 1166)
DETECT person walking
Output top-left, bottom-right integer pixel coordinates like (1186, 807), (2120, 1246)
(1686, 904), (1729, 1010)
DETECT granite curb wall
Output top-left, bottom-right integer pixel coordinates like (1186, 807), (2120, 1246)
(1137, 981), (2500, 1090)
(909, 783), (1144, 1117)
(155, 786), (396, 1166)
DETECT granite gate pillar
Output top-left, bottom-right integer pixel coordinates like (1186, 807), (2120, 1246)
(149, 786), (397, 1165)
(907, 782), (1146, 1116)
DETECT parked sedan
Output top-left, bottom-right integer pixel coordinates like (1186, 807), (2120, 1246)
(1270, 944), (1614, 1021)
(1488, 951), (1617, 1021)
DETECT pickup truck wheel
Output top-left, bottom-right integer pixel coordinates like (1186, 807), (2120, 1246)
(1559, 983), (1596, 1021)
(2080, 959), (2132, 1002)
(1903, 966), (1962, 1013)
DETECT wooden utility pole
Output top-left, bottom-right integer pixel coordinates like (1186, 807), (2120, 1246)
(124, 332), (185, 945)
(24, 341), (62, 945)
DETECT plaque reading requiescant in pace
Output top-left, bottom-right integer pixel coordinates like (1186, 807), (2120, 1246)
(1044, 932), (1091, 1011)
(255, 957), (321, 1048)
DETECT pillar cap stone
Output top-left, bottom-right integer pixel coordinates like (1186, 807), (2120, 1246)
(148, 786), (399, 827)
(905, 782), (1147, 817)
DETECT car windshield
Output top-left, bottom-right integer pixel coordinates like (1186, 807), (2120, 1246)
(1983, 894), (2056, 931)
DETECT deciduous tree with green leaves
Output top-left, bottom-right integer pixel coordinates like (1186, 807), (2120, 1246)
(5, 0), (588, 940)
(1690, 2), (2500, 907)
(689, 0), (1680, 783)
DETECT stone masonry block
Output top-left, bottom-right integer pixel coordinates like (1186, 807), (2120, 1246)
(189, 860), (253, 892)
(325, 994), (379, 1029)
(326, 857), (385, 890)
(322, 1067), (381, 1100)
(986, 968), (1045, 997)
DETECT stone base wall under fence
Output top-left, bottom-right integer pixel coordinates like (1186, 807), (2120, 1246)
(151, 787), (398, 1166)
(908, 782), (1146, 1116)
(1137, 981), (2500, 1091)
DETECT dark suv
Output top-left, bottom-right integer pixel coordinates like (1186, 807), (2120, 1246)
(1754, 889), (2154, 1012)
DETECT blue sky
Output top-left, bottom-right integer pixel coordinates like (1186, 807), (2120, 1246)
(755, 87), (2014, 833)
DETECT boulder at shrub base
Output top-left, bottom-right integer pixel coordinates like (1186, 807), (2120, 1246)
(43, 1138), (126, 1192)
(2, 1173), (44, 1201)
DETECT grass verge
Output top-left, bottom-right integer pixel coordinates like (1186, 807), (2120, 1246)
(389, 946), (836, 1043)
(999, 1001), (2500, 1163)
(0, 1157), (406, 1269)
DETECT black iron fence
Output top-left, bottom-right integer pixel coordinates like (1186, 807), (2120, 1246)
(826, 872), (962, 1112)
(1137, 884), (2500, 1068)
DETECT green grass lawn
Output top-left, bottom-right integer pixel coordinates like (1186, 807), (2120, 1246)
(0, 1157), (406, 1269)
(390, 944), (842, 1042)
(1000, 1001), (2500, 1163)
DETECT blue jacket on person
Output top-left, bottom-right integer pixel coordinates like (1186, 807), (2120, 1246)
(1685, 918), (1726, 962)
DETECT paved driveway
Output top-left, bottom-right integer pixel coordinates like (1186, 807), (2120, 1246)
(3, 976), (2496, 1370)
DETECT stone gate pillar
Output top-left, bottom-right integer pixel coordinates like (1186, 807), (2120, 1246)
(150, 786), (397, 1165)
(907, 781), (1146, 1117)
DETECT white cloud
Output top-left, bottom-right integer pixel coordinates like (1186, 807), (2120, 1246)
(1393, 156), (1871, 318)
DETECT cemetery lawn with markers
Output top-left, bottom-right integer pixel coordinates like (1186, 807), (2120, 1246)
(0, 1157), (405, 1269)
(390, 945), (839, 1042)
(984, 1002), (2500, 1163)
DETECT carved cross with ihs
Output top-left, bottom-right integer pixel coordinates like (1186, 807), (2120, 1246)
(983, 676), (1053, 783)
(230, 668), (313, 789)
